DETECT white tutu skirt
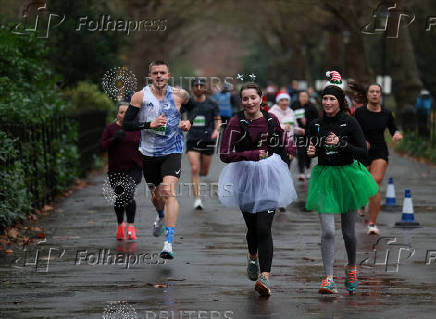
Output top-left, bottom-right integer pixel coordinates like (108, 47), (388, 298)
(218, 154), (297, 213)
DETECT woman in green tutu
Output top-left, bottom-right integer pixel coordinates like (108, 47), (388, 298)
(305, 71), (378, 295)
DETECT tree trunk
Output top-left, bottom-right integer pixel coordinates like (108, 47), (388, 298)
(386, 26), (422, 127)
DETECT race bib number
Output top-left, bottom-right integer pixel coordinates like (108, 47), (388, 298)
(294, 108), (305, 119)
(192, 115), (206, 127)
(283, 117), (294, 126)
(146, 117), (166, 135)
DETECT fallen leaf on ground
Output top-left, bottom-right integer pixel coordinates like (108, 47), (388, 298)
(153, 284), (167, 288)
(146, 283), (167, 288)
(42, 205), (53, 212)
(8, 228), (19, 239)
(36, 232), (46, 239)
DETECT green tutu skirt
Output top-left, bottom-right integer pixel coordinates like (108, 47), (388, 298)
(305, 161), (378, 214)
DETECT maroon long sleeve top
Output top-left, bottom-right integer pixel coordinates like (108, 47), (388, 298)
(100, 122), (142, 172)
(220, 114), (296, 163)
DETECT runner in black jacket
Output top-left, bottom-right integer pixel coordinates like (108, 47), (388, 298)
(306, 72), (378, 295)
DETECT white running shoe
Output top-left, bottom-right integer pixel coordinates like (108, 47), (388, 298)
(160, 241), (174, 259)
(193, 198), (204, 210)
(298, 173), (306, 181)
(367, 224), (380, 235)
(153, 216), (165, 237)
(306, 172), (311, 179)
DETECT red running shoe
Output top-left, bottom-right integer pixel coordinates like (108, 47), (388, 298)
(116, 222), (126, 240)
(127, 225), (137, 240)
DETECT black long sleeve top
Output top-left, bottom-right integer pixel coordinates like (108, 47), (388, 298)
(354, 106), (399, 159)
(306, 111), (367, 166)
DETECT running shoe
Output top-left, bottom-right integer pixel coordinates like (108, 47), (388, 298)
(255, 274), (271, 296)
(306, 172), (311, 179)
(127, 225), (137, 240)
(193, 198), (204, 210)
(247, 255), (259, 281)
(298, 173), (306, 181)
(345, 266), (358, 293)
(153, 216), (165, 237)
(367, 224), (379, 235)
(160, 241), (174, 259)
(319, 277), (338, 294)
(116, 222), (126, 240)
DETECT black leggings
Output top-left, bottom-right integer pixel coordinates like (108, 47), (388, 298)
(114, 200), (136, 224)
(109, 167), (142, 225)
(297, 146), (312, 174)
(242, 210), (275, 273)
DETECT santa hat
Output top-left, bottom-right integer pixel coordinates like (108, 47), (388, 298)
(276, 92), (291, 103)
(322, 70), (345, 107)
(324, 70), (344, 90)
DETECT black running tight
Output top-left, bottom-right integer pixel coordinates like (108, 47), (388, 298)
(242, 210), (275, 273)
(109, 167), (142, 225)
(114, 200), (136, 224)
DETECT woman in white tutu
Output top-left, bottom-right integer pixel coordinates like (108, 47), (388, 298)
(219, 82), (297, 296)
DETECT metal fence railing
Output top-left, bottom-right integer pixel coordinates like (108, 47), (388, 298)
(0, 116), (69, 209)
(0, 110), (107, 210)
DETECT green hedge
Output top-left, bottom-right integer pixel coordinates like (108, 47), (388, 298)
(64, 81), (116, 122)
(394, 132), (436, 164)
(0, 131), (32, 227)
(0, 25), (79, 228)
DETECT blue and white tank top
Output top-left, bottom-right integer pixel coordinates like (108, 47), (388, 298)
(138, 85), (183, 156)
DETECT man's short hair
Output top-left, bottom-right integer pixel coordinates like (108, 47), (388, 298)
(148, 60), (169, 73)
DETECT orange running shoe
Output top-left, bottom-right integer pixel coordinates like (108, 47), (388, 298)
(116, 222), (126, 240)
(319, 276), (338, 294)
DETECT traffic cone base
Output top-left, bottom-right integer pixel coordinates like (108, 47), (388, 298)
(395, 221), (420, 227)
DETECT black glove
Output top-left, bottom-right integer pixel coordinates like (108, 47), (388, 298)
(112, 129), (125, 142)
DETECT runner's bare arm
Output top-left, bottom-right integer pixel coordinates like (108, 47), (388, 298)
(172, 87), (190, 110)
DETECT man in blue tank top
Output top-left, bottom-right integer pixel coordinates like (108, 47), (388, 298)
(123, 60), (193, 259)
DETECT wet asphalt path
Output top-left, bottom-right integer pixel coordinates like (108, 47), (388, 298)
(1, 151), (436, 319)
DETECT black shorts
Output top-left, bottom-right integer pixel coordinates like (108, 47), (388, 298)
(186, 140), (215, 156)
(142, 153), (181, 187)
(363, 147), (389, 166)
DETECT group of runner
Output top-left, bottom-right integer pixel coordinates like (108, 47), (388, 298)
(100, 61), (402, 297)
